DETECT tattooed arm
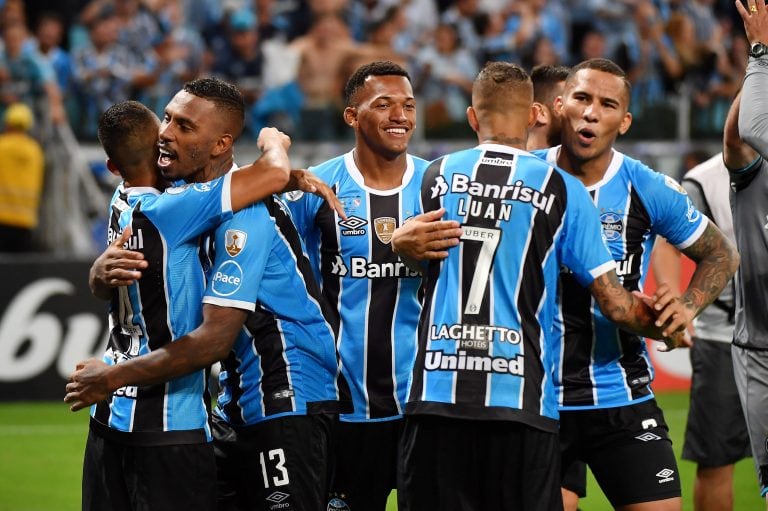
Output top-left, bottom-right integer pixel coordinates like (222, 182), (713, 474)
(650, 222), (739, 336)
(64, 304), (247, 411)
(588, 270), (688, 350)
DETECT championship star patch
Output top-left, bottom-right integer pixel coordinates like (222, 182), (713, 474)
(374, 217), (396, 244)
(225, 229), (247, 257)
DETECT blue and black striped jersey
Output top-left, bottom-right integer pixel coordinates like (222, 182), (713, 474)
(93, 175), (234, 445)
(203, 195), (345, 425)
(286, 151), (429, 422)
(407, 144), (615, 432)
(536, 147), (708, 409)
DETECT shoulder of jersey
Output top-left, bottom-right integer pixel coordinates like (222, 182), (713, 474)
(309, 153), (347, 180)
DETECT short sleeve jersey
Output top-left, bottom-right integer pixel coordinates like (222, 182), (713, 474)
(536, 147), (707, 409)
(93, 175), (233, 444)
(203, 195), (344, 425)
(407, 144), (614, 433)
(285, 151), (429, 422)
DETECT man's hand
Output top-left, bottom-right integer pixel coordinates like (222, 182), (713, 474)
(89, 227), (147, 300)
(632, 282), (695, 349)
(64, 359), (115, 412)
(391, 208), (463, 261)
(632, 284), (693, 352)
(287, 169), (347, 219)
(736, 0), (768, 44)
(257, 126), (291, 153)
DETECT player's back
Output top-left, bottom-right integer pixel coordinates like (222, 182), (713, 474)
(409, 144), (613, 430)
(94, 177), (234, 442)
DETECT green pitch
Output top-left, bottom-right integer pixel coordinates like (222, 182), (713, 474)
(0, 392), (762, 510)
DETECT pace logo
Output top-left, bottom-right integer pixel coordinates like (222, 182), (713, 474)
(193, 182), (211, 192)
(374, 217), (396, 244)
(211, 261), (244, 296)
(225, 229), (247, 257)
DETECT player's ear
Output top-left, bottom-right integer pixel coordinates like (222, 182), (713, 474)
(466, 106), (479, 133)
(618, 111), (632, 136)
(553, 95), (563, 116)
(531, 103), (544, 128)
(105, 158), (122, 178)
(212, 133), (234, 157)
(343, 106), (357, 128)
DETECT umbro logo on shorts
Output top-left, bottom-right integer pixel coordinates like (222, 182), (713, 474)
(656, 468), (675, 483)
(635, 432), (662, 442)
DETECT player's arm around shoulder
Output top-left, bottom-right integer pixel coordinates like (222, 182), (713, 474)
(230, 127), (292, 212)
(89, 227), (147, 300)
(391, 208), (463, 272)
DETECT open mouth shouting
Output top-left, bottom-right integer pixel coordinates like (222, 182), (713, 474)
(158, 147), (177, 168)
(576, 127), (596, 145)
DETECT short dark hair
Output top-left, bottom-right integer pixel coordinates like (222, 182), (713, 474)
(472, 61), (532, 114)
(343, 60), (411, 106)
(567, 58), (631, 99)
(530, 64), (570, 105)
(183, 77), (245, 138)
(98, 100), (158, 174)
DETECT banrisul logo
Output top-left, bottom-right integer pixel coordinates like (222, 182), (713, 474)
(600, 211), (624, 242)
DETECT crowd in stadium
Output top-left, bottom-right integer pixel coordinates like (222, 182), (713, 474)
(0, 0), (752, 141)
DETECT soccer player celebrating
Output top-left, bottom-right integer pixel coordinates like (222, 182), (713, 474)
(284, 60), (432, 511)
(391, 61), (685, 511)
(535, 58), (739, 511)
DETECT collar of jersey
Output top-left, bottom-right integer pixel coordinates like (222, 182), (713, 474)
(343, 150), (415, 196)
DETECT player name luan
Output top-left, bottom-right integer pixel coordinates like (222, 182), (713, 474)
(424, 350), (524, 375)
(430, 323), (521, 344)
(450, 174), (555, 214)
(108, 227), (144, 250)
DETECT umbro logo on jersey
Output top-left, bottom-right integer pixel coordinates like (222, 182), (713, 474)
(635, 432), (662, 442)
(374, 217), (396, 244)
(656, 468), (675, 483)
(338, 216), (367, 236)
(266, 491), (289, 504)
(225, 230), (247, 257)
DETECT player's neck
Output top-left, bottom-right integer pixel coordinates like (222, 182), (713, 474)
(476, 121), (527, 150)
(525, 130), (548, 152)
(352, 146), (407, 190)
(191, 155), (234, 184)
(556, 147), (612, 187)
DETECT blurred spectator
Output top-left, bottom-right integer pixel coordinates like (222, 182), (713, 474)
(71, 6), (144, 138)
(624, 1), (682, 115)
(504, 0), (569, 65)
(34, 12), (72, 94)
(441, 0), (483, 57)
(290, 12), (357, 140)
(572, 27), (608, 63)
(0, 22), (66, 127)
(414, 22), (476, 135)
(211, 9), (263, 137)
(141, 0), (204, 117)
(0, 102), (45, 253)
